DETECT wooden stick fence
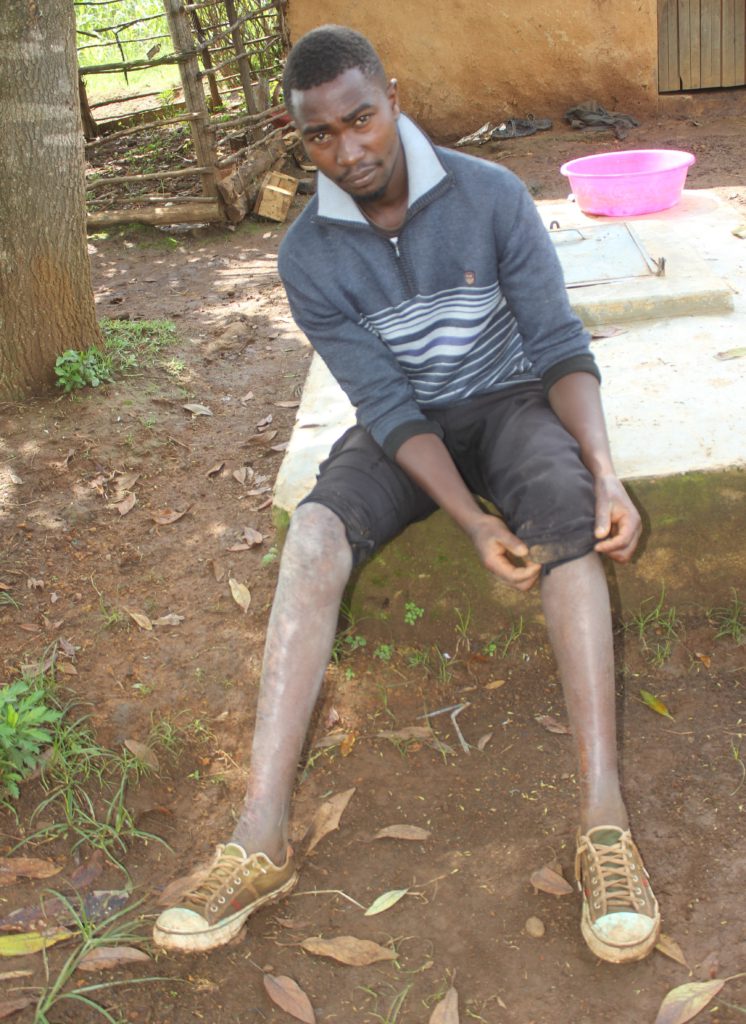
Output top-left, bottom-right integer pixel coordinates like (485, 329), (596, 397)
(78, 0), (291, 227)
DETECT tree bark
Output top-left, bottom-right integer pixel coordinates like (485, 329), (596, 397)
(0, 0), (100, 401)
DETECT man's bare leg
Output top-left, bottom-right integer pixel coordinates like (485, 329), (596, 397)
(152, 502), (352, 951)
(230, 501), (353, 862)
(541, 550), (661, 962)
(540, 551), (628, 832)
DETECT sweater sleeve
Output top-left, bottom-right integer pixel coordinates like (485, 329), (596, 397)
(493, 181), (601, 390)
(279, 246), (443, 457)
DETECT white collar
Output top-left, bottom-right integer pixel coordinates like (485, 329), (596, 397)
(315, 114), (447, 224)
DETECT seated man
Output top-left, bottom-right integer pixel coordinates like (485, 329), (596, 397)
(154, 25), (660, 964)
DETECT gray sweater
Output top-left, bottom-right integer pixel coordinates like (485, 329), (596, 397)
(278, 115), (598, 458)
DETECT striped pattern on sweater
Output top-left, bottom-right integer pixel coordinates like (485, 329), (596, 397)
(359, 281), (533, 405)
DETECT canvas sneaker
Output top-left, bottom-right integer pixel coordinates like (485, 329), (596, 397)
(575, 826), (660, 963)
(153, 843), (298, 953)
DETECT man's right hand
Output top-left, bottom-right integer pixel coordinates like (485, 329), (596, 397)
(467, 515), (542, 592)
(394, 434), (543, 590)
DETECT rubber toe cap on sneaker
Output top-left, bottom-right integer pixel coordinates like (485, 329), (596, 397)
(592, 911), (656, 946)
(154, 907), (209, 936)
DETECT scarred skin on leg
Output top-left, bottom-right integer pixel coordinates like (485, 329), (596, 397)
(541, 552), (628, 832)
(230, 502), (352, 864)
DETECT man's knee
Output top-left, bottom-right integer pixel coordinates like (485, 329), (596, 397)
(283, 502), (353, 580)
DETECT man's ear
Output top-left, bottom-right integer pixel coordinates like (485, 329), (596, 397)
(387, 77), (400, 118)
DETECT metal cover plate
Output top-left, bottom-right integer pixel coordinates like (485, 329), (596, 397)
(549, 222), (663, 288)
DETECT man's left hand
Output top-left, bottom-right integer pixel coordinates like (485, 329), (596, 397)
(593, 474), (642, 563)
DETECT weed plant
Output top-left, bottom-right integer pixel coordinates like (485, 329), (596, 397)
(0, 672), (62, 804)
(482, 615), (525, 658)
(33, 891), (162, 1023)
(23, 709), (166, 872)
(0, 589), (20, 609)
(54, 318), (176, 393)
(627, 588), (681, 666)
(709, 588), (745, 644)
(1, 665), (167, 871)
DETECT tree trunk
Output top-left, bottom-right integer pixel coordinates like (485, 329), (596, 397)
(0, 0), (100, 401)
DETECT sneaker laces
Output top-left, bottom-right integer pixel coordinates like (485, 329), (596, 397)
(576, 831), (647, 914)
(183, 845), (246, 908)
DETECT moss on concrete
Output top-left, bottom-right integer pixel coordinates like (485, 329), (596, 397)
(343, 467), (746, 642)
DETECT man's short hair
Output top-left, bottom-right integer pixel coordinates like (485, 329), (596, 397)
(282, 25), (386, 111)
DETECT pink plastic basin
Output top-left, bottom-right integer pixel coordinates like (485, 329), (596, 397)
(560, 149), (696, 216)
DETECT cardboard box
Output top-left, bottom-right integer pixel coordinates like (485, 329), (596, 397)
(253, 171), (299, 222)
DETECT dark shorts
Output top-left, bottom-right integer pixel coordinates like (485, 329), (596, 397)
(300, 382), (596, 570)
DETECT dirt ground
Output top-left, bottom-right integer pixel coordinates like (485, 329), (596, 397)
(1, 113), (746, 1023)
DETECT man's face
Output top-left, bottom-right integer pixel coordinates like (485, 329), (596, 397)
(291, 67), (402, 203)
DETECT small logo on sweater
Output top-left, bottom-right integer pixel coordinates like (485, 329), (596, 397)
(464, 271), (476, 285)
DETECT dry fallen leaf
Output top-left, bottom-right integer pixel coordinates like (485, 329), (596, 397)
(373, 825), (431, 842)
(232, 467), (249, 485)
(206, 462), (225, 478)
(715, 345), (746, 359)
(210, 559), (226, 582)
(77, 946), (151, 972)
(428, 986), (459, 1023)
(152, 613), (184, 627)
(229, 578), (251, 614)
(484, 679), (506, 690)
(56, 662), (78, 676)
(0, 857), (62, 887)
(275, 400), (300, 408)
(123, 607), (152, 631)
(305, 787), (355, 854)
(376, 726), (432, 742)
(115, 472), (140, 492)
(110, 492), (137, 516)
(300, 935), (396, 966)
(262, 973), (316, 1023)
(339, 732), (356, 757)
(256, 413), (273, 430)
(0, 996), (35, 1020)
(653, 979), (725, 1024)
(529, 863), (573, 896)
(698, 951), (720, 980)
(476, 732), (493, 750)
(640, 689), (675, 721)
(148, 507), (190, 525)
(534, 714), (571, 735)
(124, 740), (160, 771)
(656, 933), (690, 968)
(694, 651), (711, 669)
(0, 929), (72, 957)
(590, 325), (626, 339)
(364, 888), (408, 916)
(183, 403), (213, 417)
(241, 527), (263, 547)
(157, 865), (212, 907)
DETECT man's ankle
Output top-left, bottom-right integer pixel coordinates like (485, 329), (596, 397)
(230, 828), (286, 865)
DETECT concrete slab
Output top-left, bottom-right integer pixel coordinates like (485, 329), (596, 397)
(274, 188), (746, 513)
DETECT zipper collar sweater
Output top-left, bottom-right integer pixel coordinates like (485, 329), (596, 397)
(278, 117), (598, 458)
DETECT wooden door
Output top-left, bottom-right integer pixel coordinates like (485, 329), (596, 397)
(658, 0), (746, 90)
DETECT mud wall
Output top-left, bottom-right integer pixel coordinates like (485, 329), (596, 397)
(285, 0), (659, 140)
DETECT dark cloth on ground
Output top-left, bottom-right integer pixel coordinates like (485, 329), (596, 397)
(564, 100), (640, 141)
